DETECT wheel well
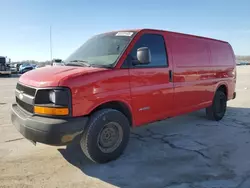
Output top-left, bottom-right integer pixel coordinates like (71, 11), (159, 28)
(217, 85), (228, 98)
(91, 101), (133, 126)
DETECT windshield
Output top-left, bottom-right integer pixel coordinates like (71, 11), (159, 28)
(64, 31), (136, 67)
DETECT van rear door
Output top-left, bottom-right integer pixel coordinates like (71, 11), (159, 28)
(126, 31), (174, 126)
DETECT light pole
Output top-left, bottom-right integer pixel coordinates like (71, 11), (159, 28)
(50, 25), (53, 63)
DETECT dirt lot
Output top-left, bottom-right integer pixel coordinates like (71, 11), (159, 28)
(0, 67), (250, 188)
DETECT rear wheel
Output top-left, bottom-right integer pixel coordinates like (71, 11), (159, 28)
(206, 90), (227, 121)
(80, 109), (130, 163)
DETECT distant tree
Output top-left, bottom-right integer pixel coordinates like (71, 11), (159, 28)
(236, 56), (250, 62)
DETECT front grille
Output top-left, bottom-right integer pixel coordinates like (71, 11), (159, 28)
(16, 83), (36, 96)
(16, 97), (34, 113)
(16, 83), (36, 113)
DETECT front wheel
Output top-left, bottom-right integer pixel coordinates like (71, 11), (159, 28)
(206, 90), (227, 121)
(80, 109), (130, 163)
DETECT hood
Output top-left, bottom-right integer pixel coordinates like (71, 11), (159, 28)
(19, 66), (107, 87)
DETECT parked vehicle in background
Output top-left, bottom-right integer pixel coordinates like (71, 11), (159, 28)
(16, 64), (22, 72)
(33, 63), (49, 69)
(237, 61), (250, 66)
(10, 63), (18, 73)
(10, 63), (22, 74)
(11, 29), (236, 163)
(19, 63), (30, 70)
(19, 63), (34, 74)
(0, 56), (11, 76)
(52, 58), (64, 66)
(35, 64), (43, 69)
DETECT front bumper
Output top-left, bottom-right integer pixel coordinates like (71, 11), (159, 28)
(0, 71), (11, 74)
(11, 104), (89, 146)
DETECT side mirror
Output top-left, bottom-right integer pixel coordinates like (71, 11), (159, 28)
(135, 47), (151, 65)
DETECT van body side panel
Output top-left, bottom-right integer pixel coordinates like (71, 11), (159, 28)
(207, 41), (236, 100)
(59, 69), (133, 119)
(169, 33), (213, 114)
(168, 31), (236, 116)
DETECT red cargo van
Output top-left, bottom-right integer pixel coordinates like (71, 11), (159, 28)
(11, 29), (236, 163)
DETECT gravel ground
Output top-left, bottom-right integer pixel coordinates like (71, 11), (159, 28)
(0, 67), (250, 188)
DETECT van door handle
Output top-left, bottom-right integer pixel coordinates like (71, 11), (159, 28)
(169, 70), (173, 82)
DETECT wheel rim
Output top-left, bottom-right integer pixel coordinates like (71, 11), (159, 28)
(97, 122), (123, 153)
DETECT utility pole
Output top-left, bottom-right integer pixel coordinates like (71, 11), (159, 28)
(50, 25), (53, 63)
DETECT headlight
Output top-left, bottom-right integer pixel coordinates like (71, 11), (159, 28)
(34, 88), (71, 116)
(49, 90), (56, 103)
(48, 89), (69, 106)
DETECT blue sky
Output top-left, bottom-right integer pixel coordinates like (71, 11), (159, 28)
(1, 0), (250, 61)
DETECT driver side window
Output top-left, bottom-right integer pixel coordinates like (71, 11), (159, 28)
(129, 33), (168, 68)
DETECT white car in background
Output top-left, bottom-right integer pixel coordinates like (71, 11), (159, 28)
(52, 59), (64, 66)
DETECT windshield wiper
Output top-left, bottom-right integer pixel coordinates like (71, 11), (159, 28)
(67, 60), (113, 69)
(91, 64), (113, 68)
(67, 60), (91, 67)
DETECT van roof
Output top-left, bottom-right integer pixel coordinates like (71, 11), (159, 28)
(110, 28), (228, 44)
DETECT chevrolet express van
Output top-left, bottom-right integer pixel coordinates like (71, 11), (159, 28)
(11, 29), (236, 163)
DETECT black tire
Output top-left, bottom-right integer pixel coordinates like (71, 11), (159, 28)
(80, 109), (130, 163)
(206, 90), (227, 121)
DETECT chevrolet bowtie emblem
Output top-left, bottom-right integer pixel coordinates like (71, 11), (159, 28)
(19, 91), (24, 100)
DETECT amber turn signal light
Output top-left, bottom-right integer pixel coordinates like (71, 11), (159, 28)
(34, 106), (69, 116)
